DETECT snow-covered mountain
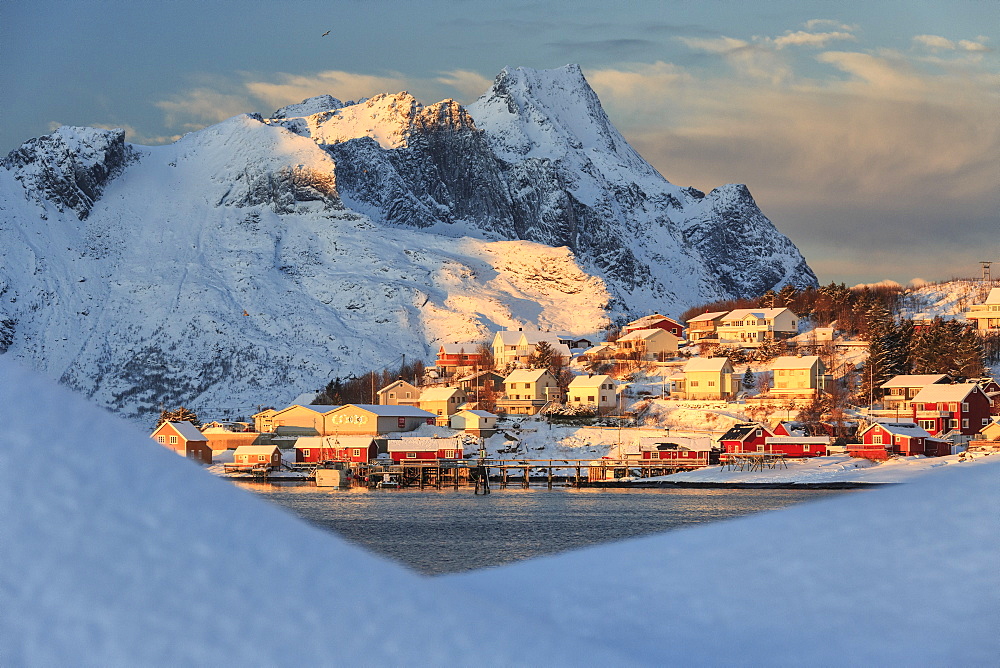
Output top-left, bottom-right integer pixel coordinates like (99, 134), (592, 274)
(0, 65), (816, 421)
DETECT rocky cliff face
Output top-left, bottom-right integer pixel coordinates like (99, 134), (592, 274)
(0, 65), (816, 422)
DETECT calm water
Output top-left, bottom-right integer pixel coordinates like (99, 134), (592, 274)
(237, 483), (851, 575)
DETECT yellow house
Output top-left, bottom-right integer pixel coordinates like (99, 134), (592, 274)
(717, 308), (798, 347)
(566, 374), (618, 411)
(269, 404), (337, 435)
(614, 328), (678, 361)
(770, 355), (828, 397)
(686, 311), (729, 343)
(491, 329), (572, 368)
(497, 368), (561, 415)
(251, 408), (277, 433)
(417, 386), (469, 424)
(673, 357), (739, 400)
(322, 404), (436, 436)
(963, 288), (1000, 333)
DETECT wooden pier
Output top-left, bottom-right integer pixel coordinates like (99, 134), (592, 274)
(719, 452), (788, 472)
(350, 458), (711, 490)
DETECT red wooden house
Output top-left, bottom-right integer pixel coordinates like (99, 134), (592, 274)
(717, 423), (775, 453)
(435, 343), (484, 375)
(909, 383), (992, 437)
(851, 422), (949, 459)
(763, 436), (830, 458)
(386, 437), (465, 462)
(232, 445), (282, 467)
(622, 313), (685, 338)
(294, 436), (377, 464)
(636, 437), (717, 466)
(150, 421), (213, 464)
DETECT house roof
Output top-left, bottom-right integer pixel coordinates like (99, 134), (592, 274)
(626, 314), (681, 329)
(880, 374), (949, 389)
(275, 404), (336, 415)
(580, 342), (614, 355)
(233, 445), (281, 455)
(687, 311), (729, 323)
(722, 307), (791, 322)
(163, 421), (207, 442)
(328, 404), (436, 418)
(455, 410), (497, 418)
(294, 436), (374, 449)
(863, 422), (932, 439)
(387, 437), (463, 452)
(418, 386), (465, 401)
(636, 436), (714, 452)
(438, 343), (480, 355)
(986, 287), (1000, 304)
(770, 355), (821, 370)
(618, 328), (674, 342)
(765, 437), (832, 445)
(683, 357), (730, 373)
(911, 383), (983, 403)
(377, 380), (418, 394)
(504, 368), (554, 384)
(568, 374), (615, 389)
(718, 423), (771, 442)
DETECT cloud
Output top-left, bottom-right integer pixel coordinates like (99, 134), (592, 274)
(434, 70), (494, 100)
(769, 30), (857, 49)
(803, 19), (858, 32)
(244, 70), (410, 112)
(913, 34), (957, 51)
(154, 88), (254, 131)
(676, 36), (748, 54)
(546, 38), (658, 55)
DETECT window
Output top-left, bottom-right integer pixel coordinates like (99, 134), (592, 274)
(915, 403), (924, 411)
(962, 419), (969, 429)
(156, 436), (166, 443)
(588, 396), (595, 402)
(983, 418), (990, 426)
(756, 445), (764, 452)
(388, 393), (395, 399)
(919, 420), (935, 431)
(951, 419), (959, 429)
(302, 449), (310, 457)
(651, 452), (659, 459)
(437, 410), (443, 415)
(690, 381), (699, 387)
(353, 449), (361, 457)
(601, 396), (608, 402)
(755, 429), (762, 436)
(873, 434), (882, 444)
(405, 392), (411, 398)
(961, 402), (969, 412)
(169, 436), (178, 444)
(708, 381), (716, 387)
(258, 455), (267, 462)
(803, 445), (810, 452)
(407, 452), (417, 459)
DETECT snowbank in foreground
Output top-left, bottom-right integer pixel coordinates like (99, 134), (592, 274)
(1, 356), (997, 665)
(637, 453), (997, 484)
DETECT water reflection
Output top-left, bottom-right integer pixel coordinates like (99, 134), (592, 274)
(236, 482), (852, 575)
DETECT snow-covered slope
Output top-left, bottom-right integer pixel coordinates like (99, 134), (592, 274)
(1, 65), (815, 421)
(2, 357), (996, 665)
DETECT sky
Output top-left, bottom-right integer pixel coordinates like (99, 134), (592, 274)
(2, 1), (997, 287)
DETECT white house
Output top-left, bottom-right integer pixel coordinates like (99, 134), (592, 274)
(566, 374), (619, 411)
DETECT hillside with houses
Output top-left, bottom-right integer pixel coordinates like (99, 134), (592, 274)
(150, 279), (1000, 484)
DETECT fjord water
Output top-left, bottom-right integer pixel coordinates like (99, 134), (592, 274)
(238, 484), (850, 574)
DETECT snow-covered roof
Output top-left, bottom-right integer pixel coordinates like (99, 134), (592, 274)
(163, 421), (207, 442)
(618, 328), (672, 342)
(770, 355), (820, 370)
(626, 314), (680, 328)
(232, 445), (281, 455)
(493, 331), (524, 345)
(686, 311), (728, 323)
(880, 374), (949, 389)
(418, 386), (465, 401)
(683, 357), (730, 373)
(911, 383), (982, 403)
(863, 422), (932, 438)
(276, 404), (336, 415)
(438, 343), (480, 354)
(580, 342), (614, 355)
(636, 436), (714, 452)
(330, 404), (436, 418)
(455, 410), (497, 418)
(293, 436), (374, 449)
(504, 368), (553, 383)
(722, 307), (791, 322)
(387, 437), (463, 452)
(765, 437), (832, 445)
(568, 374), (615, 388)
(986, 287), (1000, 304)
(718, 423), (770, 442)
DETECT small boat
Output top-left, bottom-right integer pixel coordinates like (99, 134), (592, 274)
(314, 464), (352, 487)
(376, 475), (401, 489)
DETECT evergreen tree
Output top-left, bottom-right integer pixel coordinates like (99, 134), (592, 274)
(742, 367), (755, 390)
(527, 340), (555, 370)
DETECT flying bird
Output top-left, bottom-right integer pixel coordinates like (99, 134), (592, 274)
(321, 30), (330, 36)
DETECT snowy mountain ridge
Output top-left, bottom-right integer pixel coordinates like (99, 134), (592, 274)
(1, 64), (815, 421)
